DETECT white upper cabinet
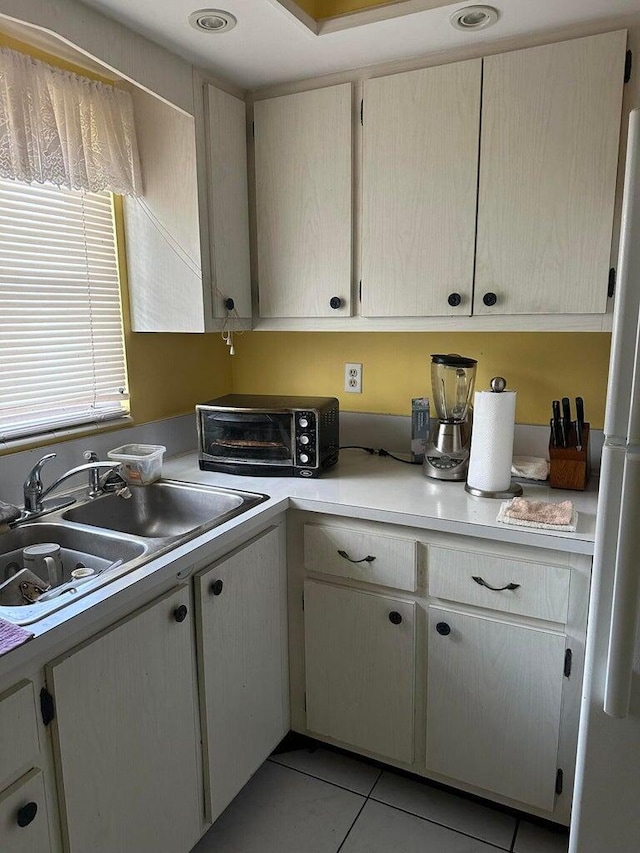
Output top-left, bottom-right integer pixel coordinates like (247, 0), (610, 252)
(125, 83), (251, 331)
(205, 83), (252, 320)
(254, 84), (353, 318)
(361, 60), (481, 317)
(475, 31), (627, 316)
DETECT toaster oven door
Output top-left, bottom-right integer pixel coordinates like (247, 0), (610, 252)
(201, 410), (293, 466)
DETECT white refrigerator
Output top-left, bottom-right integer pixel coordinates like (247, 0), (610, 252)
(569, 108), (640, 852)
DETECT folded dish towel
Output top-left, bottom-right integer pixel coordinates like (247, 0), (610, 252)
(0, 500), (21, 526)
(0, 618), (34, 656)
(511, 456), (550, 481)
(497, 497), (577, 532)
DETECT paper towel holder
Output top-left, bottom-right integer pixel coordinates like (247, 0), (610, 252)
(464, 377), (523, 499)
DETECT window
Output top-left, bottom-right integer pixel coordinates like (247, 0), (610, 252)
(0, 177), (129, 442)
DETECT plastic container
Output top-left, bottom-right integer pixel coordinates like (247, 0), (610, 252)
(107, 444), (166, 485)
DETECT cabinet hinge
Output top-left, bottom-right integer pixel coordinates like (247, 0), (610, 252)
(252, 121), (255, 139)
(555, 768), (564, 796)
(608, 268), (616, 298)
(360, 99), (364, 126)
(40, 687), (55, 726)
(302, 592), (305, 611)
(304, 692), (307, 712)
(359, 280), (362, 302)
(625, 50), (633, 84)
(564, 648), (573, 678)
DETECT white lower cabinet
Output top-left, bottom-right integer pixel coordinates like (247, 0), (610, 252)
(0, 768), (51, 853)
(425, 606), (566, 812)
(195, 525), (289, 823)
(47, 586), (201, 853)
(291, 512), (589, 824)
(304, 579), (416, 764)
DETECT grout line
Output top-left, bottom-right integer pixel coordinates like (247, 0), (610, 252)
(366, 767), (384, 797)
(336, 797), (368, 853)
(510, 817), (521, 852)
(267, 756), (374, 798)
(366, 797), (514, 852)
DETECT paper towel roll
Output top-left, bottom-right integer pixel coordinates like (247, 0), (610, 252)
(467, 390), (517, 493)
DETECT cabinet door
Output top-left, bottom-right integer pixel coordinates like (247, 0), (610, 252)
(47, 586), (201, 853)
(0, 769), (51, 853)
(205, 84), (252, 320)
(476, 31), (626, 316)
(426, 606), (566, 811)
(195, 526), (289, 823)
(254, 84), (352, 318)
(361, 60), (481, 317)
(125, 90), (206, 331)
(304, 580), (415, 763)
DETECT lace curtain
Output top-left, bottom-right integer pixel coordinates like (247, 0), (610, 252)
(0, 47), (142, 196)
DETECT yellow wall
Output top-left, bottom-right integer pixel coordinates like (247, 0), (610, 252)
(231, 332), (611, 429)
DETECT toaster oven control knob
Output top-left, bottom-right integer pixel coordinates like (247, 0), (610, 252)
(299, 453), (310, 464)
(298, 417), (309, 429)
(329, 296), (342, 309)
(299, 434), (311, 445)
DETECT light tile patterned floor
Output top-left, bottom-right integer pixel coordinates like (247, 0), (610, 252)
(192, 741), (570, 853)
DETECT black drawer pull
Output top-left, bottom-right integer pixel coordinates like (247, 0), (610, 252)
(472, 576), (520, 592)
(174, 604), (188, 623)
(337, 549), (375, 564)
(17, 802), (38, 827)
(483, 292), (497, 307)
(389, 611), (402, 625)
(211, 579), (224, 596)
(436, 622), (451, 636)
(447, 292), (461, 307)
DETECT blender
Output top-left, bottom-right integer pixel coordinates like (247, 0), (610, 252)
(423, 354), (477, 481)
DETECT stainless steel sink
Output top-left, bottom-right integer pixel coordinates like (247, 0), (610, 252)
(0, 479), (268, 625)
(63, 480), (265, 539)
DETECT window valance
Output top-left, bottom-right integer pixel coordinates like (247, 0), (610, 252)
(0, 46), (142, 196)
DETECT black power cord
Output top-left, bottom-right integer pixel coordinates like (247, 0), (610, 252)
(339, 446), (422, 466)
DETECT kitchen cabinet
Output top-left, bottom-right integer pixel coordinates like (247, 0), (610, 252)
(0, 769), (51, 853)
(194, 525), (289, 823)
(425, 606), (566, 812)
(361, 60), (481, 317)
(288, 511), (590, 824)
(303, 579), (416, 764)
(475, 30), (626, 316)
(254, 84), (353, 318)
(46, 585), (201, 853)
(124, 82), (251, 331)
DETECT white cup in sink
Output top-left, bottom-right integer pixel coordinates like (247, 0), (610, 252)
(23, 543), (63, 587)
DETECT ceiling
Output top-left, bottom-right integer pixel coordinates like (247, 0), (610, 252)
(67, 0), (640, 89)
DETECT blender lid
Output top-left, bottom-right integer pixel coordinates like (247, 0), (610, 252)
(431, 353), (478, 367)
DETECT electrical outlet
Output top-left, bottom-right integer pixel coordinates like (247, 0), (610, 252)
(344, 362), (362, 393)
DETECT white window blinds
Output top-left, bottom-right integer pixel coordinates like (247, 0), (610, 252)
(0, 177), (130, 442)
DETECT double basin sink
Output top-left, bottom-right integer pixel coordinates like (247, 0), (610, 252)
(0, 480), (268, 625)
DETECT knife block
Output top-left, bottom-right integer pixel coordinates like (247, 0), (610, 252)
(549, 423), (590, 490)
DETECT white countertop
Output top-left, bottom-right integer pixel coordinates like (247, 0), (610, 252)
(0, 448), (598, 680)
(166, 449), (598, 555)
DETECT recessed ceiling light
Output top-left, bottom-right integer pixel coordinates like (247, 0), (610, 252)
(450, 5), (499, 31)
(188, 9), (237, 33)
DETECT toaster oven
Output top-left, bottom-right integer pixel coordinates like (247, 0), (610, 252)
(196, 394), (339, 478)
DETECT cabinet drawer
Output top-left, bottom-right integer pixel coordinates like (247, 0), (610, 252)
(428, 547), (570, 623)
(0, 681), (40, 790)
(0, 768), (51, 853)
(304, 524), (417, 591)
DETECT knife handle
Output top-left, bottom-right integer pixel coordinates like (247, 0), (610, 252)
(562, 397), (571, 425)
(576, 396), (585, 426)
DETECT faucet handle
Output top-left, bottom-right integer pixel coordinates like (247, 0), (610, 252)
(25, 453), (56, 488)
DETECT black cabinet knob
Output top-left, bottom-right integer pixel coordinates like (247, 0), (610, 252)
(211, 579), (224, 596)
(223, 297), (235, 311)
(483, 292), (497, 307)
(329, 296), (342, 309)
(389, 611), (402, 625)
(447, 292), (462, 307)
(17, 802), (38, 828)
(174, 604), (188, 623)
(436, 621), (451, 636)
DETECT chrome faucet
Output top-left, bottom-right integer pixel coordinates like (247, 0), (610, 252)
(22, 452), (126, 516)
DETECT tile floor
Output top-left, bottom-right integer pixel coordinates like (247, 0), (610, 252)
(192, 740), (570, 853)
